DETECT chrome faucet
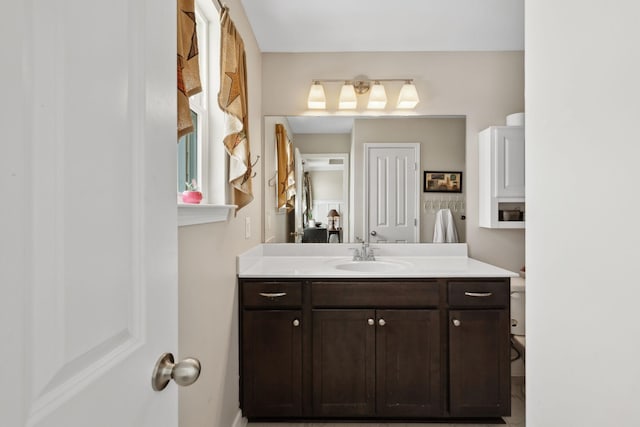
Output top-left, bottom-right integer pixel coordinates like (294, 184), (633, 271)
(350, 240), (376, 261)
(361, 241), (376, 261)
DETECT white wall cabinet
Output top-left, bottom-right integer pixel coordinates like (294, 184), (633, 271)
(479, 126), (525, 228)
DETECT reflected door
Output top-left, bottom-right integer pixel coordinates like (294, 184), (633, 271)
(366, 144), (420, 243)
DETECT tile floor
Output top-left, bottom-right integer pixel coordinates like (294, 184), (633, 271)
(248, 377), (525, 427)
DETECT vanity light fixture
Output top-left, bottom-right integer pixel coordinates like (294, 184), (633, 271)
(338, 83), (358, 109)
(307, 78), (419, 110)
(397, 80), (420, 109)
(367, 81), (387, 109)
(307, 81), (326, 109)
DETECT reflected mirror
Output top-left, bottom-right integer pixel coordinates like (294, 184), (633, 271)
(263, 115), (466, 244)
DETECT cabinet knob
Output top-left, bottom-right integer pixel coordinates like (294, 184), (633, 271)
(452, 319), (461, 327)
(378, 318), (386, 326)
(367, 318), (375, 326)
(293, 319), (300, 327)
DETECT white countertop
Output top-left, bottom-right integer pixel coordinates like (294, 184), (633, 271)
(237, 243), (518, 279)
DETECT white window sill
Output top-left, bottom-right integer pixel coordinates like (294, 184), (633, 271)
(178, 204), (237, 227)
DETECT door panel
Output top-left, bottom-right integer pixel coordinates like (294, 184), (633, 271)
(4, 0), (178, 425)
(495, 128), (525, 197)
(376, 310), (441, 417)
(366, 145), (419, 243)
(242, 310), (302, 417)
(312, 310), (376, 417)
(449, 310), (511, 417)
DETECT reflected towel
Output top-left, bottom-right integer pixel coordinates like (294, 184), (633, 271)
(433, 209), (459, 243)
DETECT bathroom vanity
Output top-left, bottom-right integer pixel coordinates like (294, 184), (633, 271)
(237, 244), (516, 421)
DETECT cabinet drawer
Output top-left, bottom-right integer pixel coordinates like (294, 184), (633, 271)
(242, 281), (302, 308)
(448, 281), (509, 308)
(312, 281), (439, 307)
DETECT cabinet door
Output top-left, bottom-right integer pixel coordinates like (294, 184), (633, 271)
(242, 310), (302, 417)
(494, 127), (525, 198)
(312, 309), (376, 417)
(376, 310), (441, 417)
(449, 309), (511, 417)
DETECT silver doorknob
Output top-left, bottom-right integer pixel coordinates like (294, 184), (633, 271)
(152, 352), (201, 391)
(452, 319), (461, 327)
(367, 318), (375, 326)
(293, 319), (300, 327)
(370, 230), (377, 236)
(378, 318), (386, 326)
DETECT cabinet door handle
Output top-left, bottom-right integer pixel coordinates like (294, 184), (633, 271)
(367, 318), (375, 326)
(378, 318), (386, 326)
(452, 319), (461, 327)
(259, 292), (287, 298)
(464, 291), (493, 297)
(293, 319), (300, 327)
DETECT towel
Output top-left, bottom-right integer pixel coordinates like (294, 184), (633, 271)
(433, 209), (459, 243)
(177, 0), (202, 138)
(219, 6), (253, 211)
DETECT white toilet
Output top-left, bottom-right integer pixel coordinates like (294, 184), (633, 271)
(510, 277), (526, 375)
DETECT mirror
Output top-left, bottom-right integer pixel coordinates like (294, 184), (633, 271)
(263, 115), (466, 244)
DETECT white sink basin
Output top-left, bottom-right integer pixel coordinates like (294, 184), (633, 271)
(334, 260), (408, 273)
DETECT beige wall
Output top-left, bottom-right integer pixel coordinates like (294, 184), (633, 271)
(178, 1), (262, 426)
(293, 133), (351, 154)
(263, 52), (525, 270)
(351, 117), (466, 243)
(309, 170), (343, 200)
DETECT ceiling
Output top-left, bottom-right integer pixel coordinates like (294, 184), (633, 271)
(240, 0), (524, 53)
(287, 116), (355, 134)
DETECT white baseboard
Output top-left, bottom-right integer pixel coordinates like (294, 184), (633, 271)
(231, 409), (247, 427)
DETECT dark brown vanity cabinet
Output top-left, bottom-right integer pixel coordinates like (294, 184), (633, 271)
(448, 281), (511, 417)
(239, 277), (510, 421)
(240, 281), (303, 417)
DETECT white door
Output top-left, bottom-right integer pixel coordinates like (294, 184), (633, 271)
(1, 0), (186, 426)
(365, 144), (420, 243)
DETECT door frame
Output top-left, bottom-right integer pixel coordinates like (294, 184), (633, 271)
(300, 152), (350, 241)
(364, 143), (421, 243)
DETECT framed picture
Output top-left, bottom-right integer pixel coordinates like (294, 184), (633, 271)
(423, 171), (463, 193)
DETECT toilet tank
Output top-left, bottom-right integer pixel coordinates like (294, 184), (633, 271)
(510, 277), (526, 335)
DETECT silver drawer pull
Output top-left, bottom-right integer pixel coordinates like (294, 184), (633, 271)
(259, 292), (287, 298)
(464, 291), (493, 297)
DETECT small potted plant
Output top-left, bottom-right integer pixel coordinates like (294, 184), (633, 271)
(182, 179), (203, 204)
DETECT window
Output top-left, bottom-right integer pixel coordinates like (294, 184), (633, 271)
(177, 4), (208, 197)
(177, 0), (232, 225)
(177, 110), (199, 192)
